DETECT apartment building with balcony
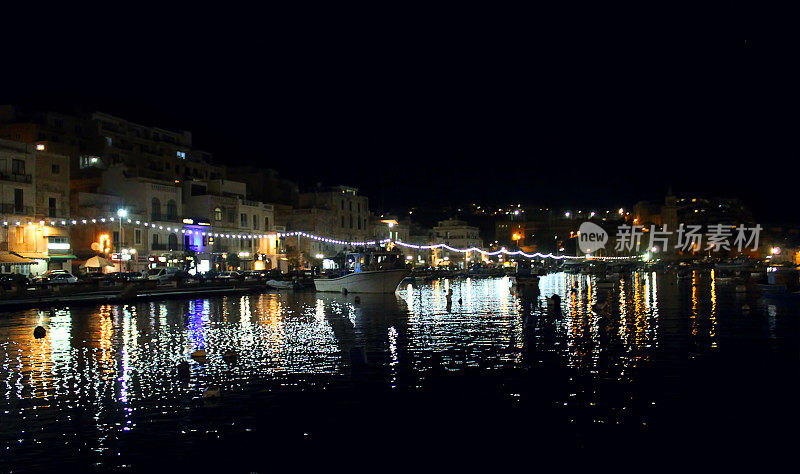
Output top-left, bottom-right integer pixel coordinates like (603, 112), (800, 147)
(0, 106), (224, 184)
(183, 179), (280, 271)
(0, 138), (73, 274)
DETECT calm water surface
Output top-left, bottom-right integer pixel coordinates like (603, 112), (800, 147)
(1, 272), (798, 470)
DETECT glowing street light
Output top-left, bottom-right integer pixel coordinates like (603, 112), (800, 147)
(116, 208), (127, 256)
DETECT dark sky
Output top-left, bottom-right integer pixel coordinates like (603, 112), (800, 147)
(3, 10), (796, 221)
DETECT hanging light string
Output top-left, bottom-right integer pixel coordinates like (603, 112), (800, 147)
(1, 216), (639, 260)
(391, 241), (637, 260)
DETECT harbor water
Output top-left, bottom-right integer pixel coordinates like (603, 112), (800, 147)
(1, 272), (798, 470)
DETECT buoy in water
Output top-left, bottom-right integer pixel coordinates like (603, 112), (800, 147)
(202, 386), (221, 399)
(33, 326), (46, 339)
(191, 349), (207, 360)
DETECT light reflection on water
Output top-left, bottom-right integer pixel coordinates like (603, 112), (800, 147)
(0, 271), (794, 466)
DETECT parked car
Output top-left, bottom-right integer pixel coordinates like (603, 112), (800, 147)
(146, 267), (181, 282)
(216, 271), (242, 280)
(243, 271), (267, 280)
(113, 271), (147, 282)
(0, 273), (29, 285)
(33, 272), (78, 285)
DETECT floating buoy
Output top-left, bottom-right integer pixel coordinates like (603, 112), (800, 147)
(202, 386), (221, 399)
(33, 326), (46, 339)
(191, 349), (207, 360)
(177, 361), (190, 377)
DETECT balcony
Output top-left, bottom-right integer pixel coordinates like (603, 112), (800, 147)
(151, 243), (182, 251)
(45, 207), (70, 218)
(0, 172), (32, 184)
(0, 203), (33, 215)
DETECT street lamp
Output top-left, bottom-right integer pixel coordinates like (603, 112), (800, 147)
(117, 208), (127, 256)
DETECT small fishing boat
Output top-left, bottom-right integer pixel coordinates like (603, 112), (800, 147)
(266, 279), (295, 290)
(314, 250), (409, 294)
(315, 269), (409, 294)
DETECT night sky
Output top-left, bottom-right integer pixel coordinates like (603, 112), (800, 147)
(3, 14), (796, 221)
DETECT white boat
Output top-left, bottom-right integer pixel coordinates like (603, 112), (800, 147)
(314, 269), (409, 294)
(266, 279), (294, 290)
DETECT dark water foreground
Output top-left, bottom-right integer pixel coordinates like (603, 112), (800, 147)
(1, 273), (798, 471)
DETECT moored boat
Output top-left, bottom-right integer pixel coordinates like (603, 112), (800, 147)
(266, 279), (295, 290)
(314, 269), (409, 294)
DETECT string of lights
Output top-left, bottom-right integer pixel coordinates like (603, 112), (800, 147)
(0, 215), (640, 260)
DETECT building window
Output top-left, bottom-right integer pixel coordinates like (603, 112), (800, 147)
(12, 159), (25, 175)
(358, 218), (361, 230)
(228, 209), (235, 223)
(264, 217), (269, 230)
(152, 234), (160, 245)
(135, 229), (141, 244)
(177, 151), (186, 159)
(214, 207), (222, 221)
(151, 198), (161, 220)
(341, 216), (345, 228)
(166, 200), (177, 220)
(341, 200), (344, 210)
(349, 201), (352, 211)
(349, 215), (353, 229)
(51, 164), (60, 174)
(48, 198), (56, 217)
(14, 188), (23, 213)
(16, 226), (24, 244)
(168, 234), (178, 251)
(253, 215), (258, 229)
(241, 213), (247, 227)
(113, 231), (120, 244)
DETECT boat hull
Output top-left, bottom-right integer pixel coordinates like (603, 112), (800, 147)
(266, 280), (294, 290)
(314, 269), (409, 294)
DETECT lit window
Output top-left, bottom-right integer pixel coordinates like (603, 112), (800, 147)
(177, 151), (186, 159)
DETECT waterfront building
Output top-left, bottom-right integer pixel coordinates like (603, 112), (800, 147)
(277, 207), (336, 269)
(226, 166), (299, 206)
(0, 106), (223, 183)
(432, 218), (483, 268)
(276, 185), (373, 269)
(298, 185), (372, 244)
(182, 179), (280, 272)
(0, 139), (72, 274)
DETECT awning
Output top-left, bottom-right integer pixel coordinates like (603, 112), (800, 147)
(0, 252), (36, 264)
(82, 256), (114, 268)
(11, 252), (48, 261)
(49, 254), (77, 260)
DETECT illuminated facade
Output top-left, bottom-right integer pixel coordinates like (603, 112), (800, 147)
(0, 139), (72, 274)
